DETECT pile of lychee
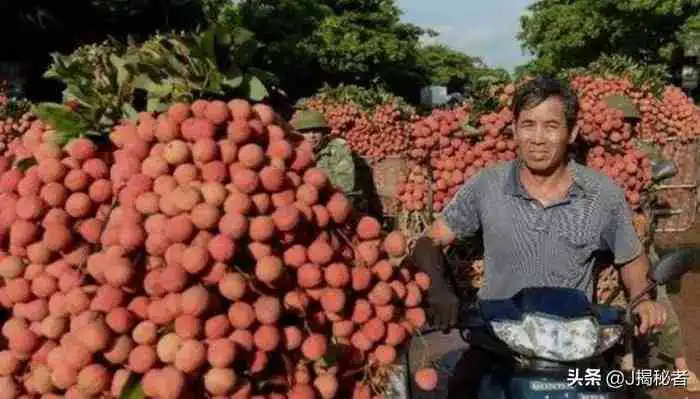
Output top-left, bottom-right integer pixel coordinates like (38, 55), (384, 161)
(0, 98), (437, 398)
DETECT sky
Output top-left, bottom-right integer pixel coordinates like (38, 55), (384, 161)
(397, 0), (534, 71)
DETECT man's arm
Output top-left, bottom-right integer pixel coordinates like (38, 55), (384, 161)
(413, 176), (482, 329)
(418, 174), (482, 272)
(603, 193), (665, 334)
(602, 194), (648, 297)
(619, 254), (651, 302)
(620, 252), (666, 334)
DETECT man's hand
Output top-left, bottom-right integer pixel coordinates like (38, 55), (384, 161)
(426, 289), (460, 332)
(633, 300), (667, 336)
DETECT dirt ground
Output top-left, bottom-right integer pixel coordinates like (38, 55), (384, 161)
(651, 271), (700, 399)
(635, 224), (700, 399)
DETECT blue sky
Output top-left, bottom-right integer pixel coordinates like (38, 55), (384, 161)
(397, 0), (534, 71)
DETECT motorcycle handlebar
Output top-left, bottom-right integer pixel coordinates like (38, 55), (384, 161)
(419, 300), (644, 337)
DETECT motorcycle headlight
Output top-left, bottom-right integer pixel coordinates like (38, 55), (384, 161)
(489, 313), (623, 362)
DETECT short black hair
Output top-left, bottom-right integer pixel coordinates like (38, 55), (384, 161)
(511, 76), (579, 131)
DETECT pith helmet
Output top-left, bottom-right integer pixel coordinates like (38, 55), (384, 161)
(291, 110), (328, 131)
(603, 94), (640, 119)
(294, 98), (308, 109)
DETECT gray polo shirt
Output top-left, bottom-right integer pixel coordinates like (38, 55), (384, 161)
(442, 158), (642, 300)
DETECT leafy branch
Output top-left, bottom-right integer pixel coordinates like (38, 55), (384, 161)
(39, 23), (275, 146)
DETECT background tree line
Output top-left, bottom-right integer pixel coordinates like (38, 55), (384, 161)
(0, 0), (697, 104)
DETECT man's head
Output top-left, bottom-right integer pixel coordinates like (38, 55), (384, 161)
(291, 110), (329, 150)
(511, 76), (580, 174)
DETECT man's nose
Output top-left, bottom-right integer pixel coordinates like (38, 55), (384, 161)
(529, 126), (547, 143)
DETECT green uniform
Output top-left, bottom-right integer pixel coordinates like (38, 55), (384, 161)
(648, 245), (685, 363)
(316, 137), (356, 194)
(292, 109), (383, 219)
(315, 138), (383, 218)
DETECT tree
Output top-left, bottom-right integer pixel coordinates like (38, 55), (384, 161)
(2, 0), (502, 106)
(0, 0), (212, 100)
(415, 44), (482, 92)
(230, 0), (429, 101)
(518, 0), (700, 73)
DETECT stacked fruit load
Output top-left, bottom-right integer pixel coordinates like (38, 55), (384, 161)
(395, 164), (430, 212)
(0, 113), (37, 157)
(0, 80), (35, 158)
(405, 105), (519, 212)
(304, 99), (416, 163)
(0, 99), (437, 398)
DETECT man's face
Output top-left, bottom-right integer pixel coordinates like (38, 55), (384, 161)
(513, 96), (576, 173)
(301, 130), (325, 150)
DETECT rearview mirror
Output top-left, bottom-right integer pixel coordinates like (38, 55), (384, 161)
(650, 249), (695, 285)
(651, 160), (677, 182)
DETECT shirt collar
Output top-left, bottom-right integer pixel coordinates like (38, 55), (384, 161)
(504, 157), (587, 200)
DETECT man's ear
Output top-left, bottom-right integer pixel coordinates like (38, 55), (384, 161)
(568, 123), (580, 144)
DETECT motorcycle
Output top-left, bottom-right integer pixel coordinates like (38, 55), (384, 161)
(456, 247), (693, 399)
(404, 160), (696, 399)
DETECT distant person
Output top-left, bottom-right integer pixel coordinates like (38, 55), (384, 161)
(290, 108), (383, 218)
(647, 245), (700, 391)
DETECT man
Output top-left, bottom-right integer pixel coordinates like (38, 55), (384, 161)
(291, 109), (356, 193)
(412, 76), (668, 397)
(291, 109), (383, 218)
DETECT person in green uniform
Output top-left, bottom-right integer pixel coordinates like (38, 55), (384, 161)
(604, 94), (699, 391)
(290, 109), (383, 218)
(648, 245), (700, 391)
(630, 205), (699, 391)
(291, 109), (356, 192)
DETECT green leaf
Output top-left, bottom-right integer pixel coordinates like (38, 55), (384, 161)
(119, 373), (144, 399)
(133, 74), (159, 92)
(245, 75), (268, 101)
(43, 68), (59, 79)
(204, 70), (224, 93)
(164, 52), (190, 77)
(121, 103), (139, 122)
(147, 98), (167, 113)
(199, 28), (217, 60)
(15, 157), (37, 172)
(110, 54), (130, 88)
(231, 34), (258, 67)
(31, 102), (68, 119)
(459, 122), (484, 137)
(62, 85), (93, 109)
(222, 75), (244, 89)
(146, 79), (174, 98)
(98, 114), (115, 127)
(122, 53), (140, 66)
(32, 103), (84, 130)
(43, 53), (65, 79)
(32, 103), (90, 146)
(246, 67), (279, 86)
